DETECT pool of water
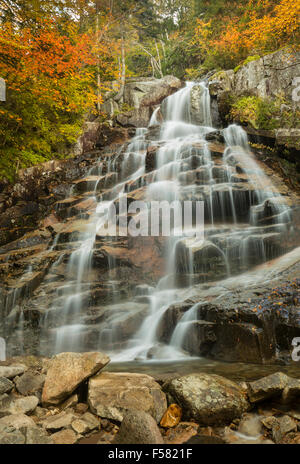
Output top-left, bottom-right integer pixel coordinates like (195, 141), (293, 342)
(106, 357), (300, 383)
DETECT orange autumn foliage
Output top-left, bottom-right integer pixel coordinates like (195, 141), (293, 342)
(0, 17), (119, 112)
(0, 12), (120, 180)
(192, 0), (300, 66)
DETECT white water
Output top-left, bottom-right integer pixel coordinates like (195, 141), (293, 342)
(2, 81), (294, 360)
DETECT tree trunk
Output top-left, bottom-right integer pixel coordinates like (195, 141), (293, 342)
(114, 33), (126, 103)
(155, 40), (163, 78)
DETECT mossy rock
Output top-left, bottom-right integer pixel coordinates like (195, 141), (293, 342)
(234, 55), (261, 73)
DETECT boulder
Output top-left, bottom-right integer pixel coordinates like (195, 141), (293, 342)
(0, 413), (36, 431)
(88, 372), (167, 423)
(0, 394), (38, 416)
(15, 370), (45, 396)
(116, 76), (182, 127)
(71, 412), (100, 435)
(234, 49), (300, 105)
(42, 351), (110, 406)
(247, 372), (300, 403)
(272, 415), (297, 443)
(41, 411), (76, 432)
(51, 429), (78, 445)
(160, 404), (182, 428)
(73, 121), (101, 156)
(0, 429), (25, 444)
(0, 377), (13, 395)
(175, 239), (227, 275)
(22, 426), (54, 445)
(163, 373), (249, 425)
(145, 145), (159, 172)
(8, 395), (38, 415)
(190, 84), (212, 126)
(113, 410), (164, 445)
(164, 422), (199, 445)
(0, 365), (27, 379)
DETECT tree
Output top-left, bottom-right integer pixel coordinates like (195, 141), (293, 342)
(0, 1), (119, 180)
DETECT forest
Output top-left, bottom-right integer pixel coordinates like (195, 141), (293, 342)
(0, 0), (299, 181)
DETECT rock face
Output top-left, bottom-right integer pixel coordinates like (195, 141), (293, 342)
(42, 352), (110, 406)
(103, 76), (182, 127)
(209, 49), (300, 157)
(190, 84), (205, 125)
(113, 410), (164, 445)
(0, 125), (128, 248)
(190, 83), (215, 126)
(157, 271), (300, 364)
(88, 372), (167, 423)
(163, 374), (249, 425)
(74, 121), (101, 156)
(210, 49), (300, 106)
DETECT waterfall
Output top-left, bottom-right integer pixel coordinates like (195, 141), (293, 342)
(1, 81), (294, 361)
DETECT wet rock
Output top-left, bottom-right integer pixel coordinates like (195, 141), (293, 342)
(116, 76), (182, 127)
(238, 414), (262, 437)
(190, 84), (211, 126)
(164, 422), (199, 444)
(282, 377), (300, 404)
(0, 365), (27, 379)
(113, 410), (164, 445)
(145, 145), (159, 172)
(0, 377), (13, 395)
(223, 426), (270, 444)
(160, 404), (182, 428)
(88, 372), (167, 423)
(175, 239), (228, 275)
(261, 416), (278, 430)
(163, 374), (249, 426)
(15, 370), (45, 396)
(281, 432), (300, 444)
(247, 372), (300, 403)
(272, 415), (297, 443)
(42, 351), (110, 406)
(51, 428), (78, 445)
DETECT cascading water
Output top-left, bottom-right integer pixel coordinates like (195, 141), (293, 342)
(1, 81), (295, 361)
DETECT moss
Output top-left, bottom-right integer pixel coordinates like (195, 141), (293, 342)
(234, 55), (261, 73)
(209, 70), (228, 82)
(230, 95), (282, 130)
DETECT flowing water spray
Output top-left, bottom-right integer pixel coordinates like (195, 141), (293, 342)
(1, 81), (294, 360)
